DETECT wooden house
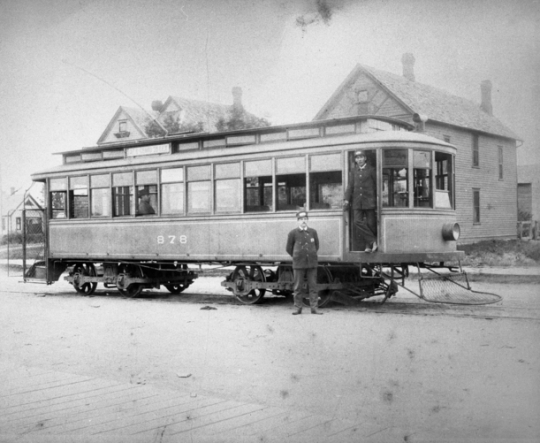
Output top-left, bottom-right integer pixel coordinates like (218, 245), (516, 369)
(314, 54), (521, 243)
(97, 87), (265, 146)
(1, 187), (44, 240)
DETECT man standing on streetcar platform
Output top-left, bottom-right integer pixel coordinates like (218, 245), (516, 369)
(343, 150), (378, 253)
(286, 210), (323, 315)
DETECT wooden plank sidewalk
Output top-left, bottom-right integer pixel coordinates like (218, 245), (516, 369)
(0, 365), (371, 443)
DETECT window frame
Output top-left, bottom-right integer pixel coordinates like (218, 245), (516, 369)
(90, 173), (112, 218)
(275, 155), (307, 212)
(160, 167), (185, 216)
(49, 177), (68, 220)
(498, 145), (504, 180)
(473, 188), (481, 225)
(187, 164), (212, 215)
(243, 158), (274, 213)
(112, 172), (134, 217)
(472, 134), (480, 168)
(309, 152), (343, 210)
(69, 175), (90, 219)
(135, 170), (158, 216)
(214, 162), (242, 214)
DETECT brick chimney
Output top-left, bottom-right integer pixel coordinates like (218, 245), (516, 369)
(402, 53), (416, 82)
(480, 80), (493, 115)
(232, 86), (243, 111)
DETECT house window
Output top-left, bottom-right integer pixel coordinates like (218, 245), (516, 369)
(498, 146), (504, 180)
(187, 165), (211, 214)
(215, 163), (241, 213)
(244, 159), (273, 212)
(161, 168), (184, 215)
(119, 121), (127, 133)
(69, 176), (89, 218)
(472, 134), (479, 168)
(50, 178), (67, 219)
(357, 90), (368, 102)
(16, 217), (21, 231)
(112, 172), (133, 216)
(309, 153), (342, 209)
(136, 170), (157, 216)
(276, 156), (306, 211)
(473, 188), (481, 224)
(356, 89), (369, 114)
(91, 174), (111, 217)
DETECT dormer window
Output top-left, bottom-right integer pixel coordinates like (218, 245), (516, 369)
(114, 121), (130, 138)
(356, 89), (369, 115)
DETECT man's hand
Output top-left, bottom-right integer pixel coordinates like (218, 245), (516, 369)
(343, 200), (349, 210)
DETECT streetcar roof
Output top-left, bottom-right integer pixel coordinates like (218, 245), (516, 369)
(32, 123), (455, 180)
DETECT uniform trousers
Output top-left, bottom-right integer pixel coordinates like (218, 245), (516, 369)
(292, 267), (318, 309)
(352, 208), (377, 247)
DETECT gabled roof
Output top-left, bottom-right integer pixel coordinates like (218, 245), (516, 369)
(1, 187), (43, 216)
(96, 106), (159, 145)
(315, 64), (520, 141)
(162, 96), (231, 132)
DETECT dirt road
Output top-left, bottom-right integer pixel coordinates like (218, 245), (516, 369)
(1, 268), (539, 442)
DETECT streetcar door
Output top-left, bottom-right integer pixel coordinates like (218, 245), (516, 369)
(345, 150), (378, 252)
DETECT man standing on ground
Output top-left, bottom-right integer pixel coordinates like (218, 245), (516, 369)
(343, 150), (378, 252)
(286, 210), (323, 315)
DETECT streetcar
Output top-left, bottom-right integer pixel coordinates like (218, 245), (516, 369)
(25, 114), (484, 306)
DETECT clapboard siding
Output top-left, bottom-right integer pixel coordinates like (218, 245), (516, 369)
(425, 123), (517, 242)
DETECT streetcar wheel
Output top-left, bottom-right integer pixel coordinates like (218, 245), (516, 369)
(116, 266), (145, 298)
(72, 263), (97, 296)
(123, 284), (144, 298)
(165, 283), (190, 294)
(231, 265), (266, 305)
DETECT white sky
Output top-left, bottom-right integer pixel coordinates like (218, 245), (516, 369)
(1, 0), (539, 195)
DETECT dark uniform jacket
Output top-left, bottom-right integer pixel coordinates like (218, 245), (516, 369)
(344, 163), (376, 210)
(286, 227), (319, 269)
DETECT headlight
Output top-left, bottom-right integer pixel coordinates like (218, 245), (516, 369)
(442, 223), (460, 241)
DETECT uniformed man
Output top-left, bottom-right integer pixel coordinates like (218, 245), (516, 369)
(343, 150), (378, 252)
(285, 210), (323, 315)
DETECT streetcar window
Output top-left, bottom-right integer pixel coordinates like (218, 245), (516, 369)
(161, 168), (184, 215)
(136, 170), (157, 216)
(244, 159), (272, 212)
(187, 165), (211, 214)
(112, 172), (133, 216)
(309, 153), (342, 209)
(69, 176), (89, 218)
(435, 152), (453, 209)
(276, 157), (306, 211)
(90, 174), (111, 217)
(215, 163), (241, 213)
(382, 149), (408, 207)
(413, 151), (432, 208)
(50, 178), (67, 219)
